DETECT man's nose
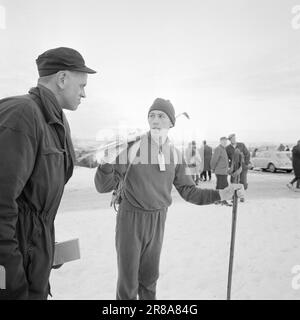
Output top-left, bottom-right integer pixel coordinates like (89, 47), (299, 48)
(152, 115), (160, 122)
(81, 88), (86, 98)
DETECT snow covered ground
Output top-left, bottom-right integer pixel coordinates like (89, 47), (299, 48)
(50, 167), (300, 300)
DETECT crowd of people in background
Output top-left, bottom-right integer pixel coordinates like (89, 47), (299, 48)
(278, 143), (290, 152)
(185, 136), (300, 193)
(185, 133), (250, 204)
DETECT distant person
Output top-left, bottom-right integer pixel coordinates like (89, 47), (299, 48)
(252, 148), (258, 157)
(285, 145), (290, 151)
(211, 137), (229, 189)
(0, 47), (96, 299)
(185, 140), (202, 185)
(200, 140), (212, 181)
(287, 140), (300, 190)
(210, 137), (230, 205)
(228, 146), (244, 203)
(226, 134), (251, 193)
(94, 98), (244, 300)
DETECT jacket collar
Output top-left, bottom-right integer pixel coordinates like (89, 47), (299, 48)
(147, 130), (170, 148)
(28, 85), (63, 125)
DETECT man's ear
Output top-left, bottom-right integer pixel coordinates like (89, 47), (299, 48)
(56, 71), (67, 89)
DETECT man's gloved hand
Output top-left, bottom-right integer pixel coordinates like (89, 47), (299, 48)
(96, 140), (128, 164)
(96, 129), (143, 164)
(219, 184), (245, 201)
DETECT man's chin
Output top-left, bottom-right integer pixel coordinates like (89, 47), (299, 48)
(64, 103), (80, 111)
(150, 128), (169, 137)
(151, 128), (161, 134)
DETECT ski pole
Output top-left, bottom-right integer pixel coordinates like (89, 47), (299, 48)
(226, 174), (240, 300)
(226, 146), (243, 300)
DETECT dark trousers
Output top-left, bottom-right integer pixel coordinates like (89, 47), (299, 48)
(215, 174), (229, 190)
(116, 199), (167, 300)
(201, 170), (211, 181)
(290, 176), (300, 188)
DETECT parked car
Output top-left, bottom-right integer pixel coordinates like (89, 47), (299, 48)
(250, 151), (293, 173)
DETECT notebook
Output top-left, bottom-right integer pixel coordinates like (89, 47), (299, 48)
(53, 238), (80, 266)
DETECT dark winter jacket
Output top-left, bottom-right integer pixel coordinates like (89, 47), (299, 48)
(203, 145), (212, 171)
(0, 85), (75, 299)
(292, 145), (300, 177)
(226, 142), (250, 169)
(94, 132), (221, 211)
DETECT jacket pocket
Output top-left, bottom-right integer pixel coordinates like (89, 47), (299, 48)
(41, 147), (64, 155)
(32, 146), (66, 188)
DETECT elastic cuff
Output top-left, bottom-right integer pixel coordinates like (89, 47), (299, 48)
(99, 163), (113, 174)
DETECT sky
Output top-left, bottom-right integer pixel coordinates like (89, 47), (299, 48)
(0, 0), (299, 144)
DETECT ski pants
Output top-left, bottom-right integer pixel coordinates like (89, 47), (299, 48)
(290, 176), (300, 188)
(201, 170), (211, 181)
(115, 199), (167, 300)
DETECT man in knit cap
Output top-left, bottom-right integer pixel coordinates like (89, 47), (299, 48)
(94, 98), (244, 300)
(0, 47), (96, 299)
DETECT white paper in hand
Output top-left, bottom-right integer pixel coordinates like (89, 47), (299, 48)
(0, 265), (5, 289)
(53, 239), (80, 266)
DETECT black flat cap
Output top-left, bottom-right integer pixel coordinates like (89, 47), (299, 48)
(36, 47), (97, 77)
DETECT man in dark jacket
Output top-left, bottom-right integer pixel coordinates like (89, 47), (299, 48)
(287, 140), (300, 190)
(94, 98), (244, 300)
(226, 133), (250, 192)
(200, 140), (212, 181)
(0, 47), (96, 299)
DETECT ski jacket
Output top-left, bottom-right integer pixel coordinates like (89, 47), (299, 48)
(226, 142), (250, 168)
(203, 145), (212, 171)
(0, 85), (75, 299)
